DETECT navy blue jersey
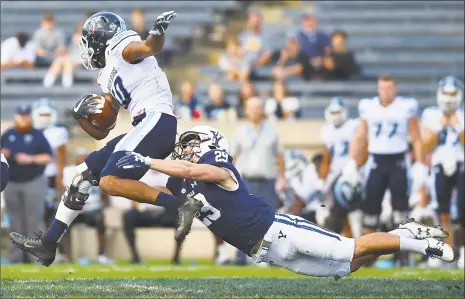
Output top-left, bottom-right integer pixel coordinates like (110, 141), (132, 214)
(171, 150), (275, 254)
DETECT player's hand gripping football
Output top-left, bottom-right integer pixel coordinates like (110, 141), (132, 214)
(72, 94), (105, 120)
(149, 11), (177, 36)
(116, 152), (151, 170)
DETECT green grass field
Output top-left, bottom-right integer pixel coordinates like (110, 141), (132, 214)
(1, 261), (464, 298)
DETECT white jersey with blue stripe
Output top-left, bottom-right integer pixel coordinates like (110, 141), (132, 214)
(321, 118), (360, 176)
(421, 106), (464, 165)
(359, 96), (418, 155)
(97, 30), (174, 119)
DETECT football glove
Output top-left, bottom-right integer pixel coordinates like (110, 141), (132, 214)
(116, 152), (152, 170)
(72, 94), (104, 120)
(149, 11), (177, 36)
(340, 159), (362, 187)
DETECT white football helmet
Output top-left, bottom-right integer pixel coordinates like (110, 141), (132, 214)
(436, 76), (463, 112)
(172, 125), (230, 162)
(324, 97), (348, 127)
(32, 98), (58, 130)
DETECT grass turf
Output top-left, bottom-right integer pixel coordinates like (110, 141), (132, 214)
(1, 263), (464, 298)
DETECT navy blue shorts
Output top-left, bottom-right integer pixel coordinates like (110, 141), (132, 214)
(85, 112), (177, 181)
(362, 152), (409, 216)
(431, 162), (463, 214)
(457, 163), (465, 226)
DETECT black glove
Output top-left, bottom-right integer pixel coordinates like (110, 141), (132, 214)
(149, 11), (177, 36)
(72, 94), (104, 120)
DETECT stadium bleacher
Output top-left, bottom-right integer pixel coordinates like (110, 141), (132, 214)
(0, 0), (241, 118)
(195, 1), (463, 117)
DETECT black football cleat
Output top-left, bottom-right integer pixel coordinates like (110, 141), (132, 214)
(175, 197), (203, 242)
(10, 232), (56, 267)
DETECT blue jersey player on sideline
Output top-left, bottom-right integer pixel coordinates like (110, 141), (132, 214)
(116, 125), (454, 278)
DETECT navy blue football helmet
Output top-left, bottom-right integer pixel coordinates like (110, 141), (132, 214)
(79, 12), (127, 70)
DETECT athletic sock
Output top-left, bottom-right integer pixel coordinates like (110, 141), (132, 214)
(399, 237), (428, 255)
(389, 228), (414, 238)
(43, 201), (81, 247)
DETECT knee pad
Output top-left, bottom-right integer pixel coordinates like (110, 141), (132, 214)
(362, 213), (379, 230)
(63, 163), (99, 211)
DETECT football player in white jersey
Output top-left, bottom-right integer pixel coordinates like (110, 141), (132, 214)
(422, 76), (464, 268)
(32, 98), (69, 225)
(319, 97), (365, 237)
(281, 150), (324, 223)
(343, 75), (429, 235)
(11, 11), (183, 267)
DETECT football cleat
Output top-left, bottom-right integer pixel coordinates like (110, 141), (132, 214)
(425, 238), (455, 263)
(9, 232), (56, 267)
(398, 218), (449, 239)
(174, 197), (203, 242)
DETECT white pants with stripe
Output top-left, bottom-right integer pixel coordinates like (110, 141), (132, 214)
(254, 213), (355, 278)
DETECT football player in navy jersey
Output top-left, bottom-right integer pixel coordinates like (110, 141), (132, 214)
(114, 125), (454, 278)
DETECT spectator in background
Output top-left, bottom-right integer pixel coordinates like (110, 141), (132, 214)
(265, 80), (301, 120)
(238, 11), (273, 77)
(236, 81), (257, 118)
(205, 84), (237, 121)
(47, 22), (87, 87)
(131, 9), (149, 40)
(1, 104), (52, 264)
(34, 13), (66, 68)
(174, 80), (204, 120)
(231, 97), (286, 264)
(322, 31), (358, 81)
(218, 37), (250, 81)
(1, 32), (35, 69)
(297, 14), (330, 72)
(63, 149), (113, 264)
(272, 35), (313, 81)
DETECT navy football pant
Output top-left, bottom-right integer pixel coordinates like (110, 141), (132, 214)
(85, 112), (177, 181)
(456, 163), (465, 227)
(362, 153), (409, 229)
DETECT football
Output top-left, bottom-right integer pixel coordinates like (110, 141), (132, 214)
(88, 94), (118, 131)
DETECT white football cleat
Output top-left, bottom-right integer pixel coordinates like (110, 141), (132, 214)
(398, 218), (449, 239)
(425, 238), (455, 263)
(97, 254), (114, 265)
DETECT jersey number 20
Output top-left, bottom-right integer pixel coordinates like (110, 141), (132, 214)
(112, 76), (131, 109)
(194, 193), (221, 226)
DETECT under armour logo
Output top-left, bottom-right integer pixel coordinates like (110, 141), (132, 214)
(191, 181), (197, 188)
(210, 130), (223, 148)
(278, 230), (287, 239)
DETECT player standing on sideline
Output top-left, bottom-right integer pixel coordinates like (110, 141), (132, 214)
(32, 98), (69, 226)
(342, 76), (429, 236)
(319, 97), (365, 237)
(116, 125), (454, 278)
(421, 76), (464, 268)
(11, 11), (182, 266)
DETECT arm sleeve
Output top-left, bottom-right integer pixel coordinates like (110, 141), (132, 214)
(407, 98), (419, 118)
(56, 128), (70, 147)
(273, 131), (284, 156)
(358, 99), (370, 120)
